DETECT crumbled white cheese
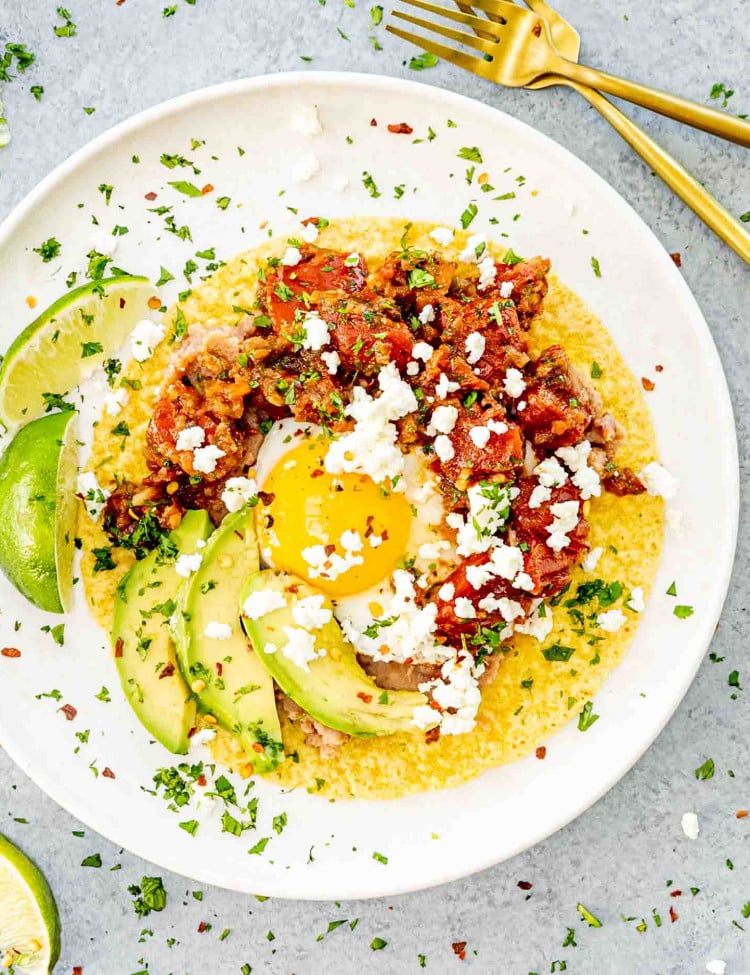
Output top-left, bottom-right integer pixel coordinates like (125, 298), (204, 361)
(464, 331), (485, 365)
(478, 594), (524, 622)
(528, 484), (552, 509)
(130, 319), (166, 363)
(460, 233), (487, 263)
(572, 465), (601, 500)
(626, 586), (646, 613)
(176, 425), (205, 452)
(281, 246), (302, 267)
(292, 152), (320, 182)
(300, 311), (330, 351)
(282, 625), (324, 671)
(340, 529), (363, 552)
(535, 456), (568, 488)
(454, 597), (476, 619)
(301, 542), (363, 582)
(556, 441), (600, 500)
(104, 387), (129, 416)
(193, 444), (226, 474)
(369, 534), (383, 548)
(221, 476), (258, 513)
(175, 553), (202, 578)
(415, 653), (483, 736)
(477, 255), (497, 291)
(324, 362), (417, 486)
(344, 252), (360, 267)
(515, 604), (553, 641)
(292, 594), (332, 631)
(290, 104), (323, 136)
(469, 426), (491, 449)
(438, 582), (455, 601)
(486, 418), (508, 435)
(406, 361), (420, 377)
(321, 349), (340, 375)
(412, 340), (434, 361)
(299, 222), (319, 244)
(513, 571), (535, 592)
(428, 405), (458, 436)
(242, 589), (287, 620)
(640, 461), (679, 500)
(76, 471), (110, 521)
(597, 609), (626, 633)
(429, 226), (455, 247)
(435, 372), (460, 399)
(706, 961), (726, 975)
(190, 728), (217, 747)
(499, 280), (513, 299)
(681, 811), (699, 840)
(204, 621), (233, 640)
(465, 562), (494, 590)
(339, 569), (448, 667)
(581, 546), (603, 573)
(433, 434), (455, 463)
(546, 500), (580, 551)
(450, 482), (515, 557)
(488, 543), (524, 580)
(418, 305), (436, 325)
(262, 641), (278, 655)
(503, 367), (526, 399)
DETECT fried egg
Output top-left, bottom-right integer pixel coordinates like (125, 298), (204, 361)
(253, 419), (454, 602)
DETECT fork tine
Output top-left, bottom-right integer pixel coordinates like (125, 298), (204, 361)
(454, 2), (499, 42)
(385, 24), (498, 81)
(465, 0), (517, 17)
(395, 0), (504, 36)
(392, 8), (497, 56)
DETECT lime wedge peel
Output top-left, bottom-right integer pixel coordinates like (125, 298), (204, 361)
(0, 411), (78, 613)
(0, 275), (154, 430)
(0, 833), (61, 975)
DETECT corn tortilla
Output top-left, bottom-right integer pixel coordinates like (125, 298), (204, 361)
(79, 217), (663, 800)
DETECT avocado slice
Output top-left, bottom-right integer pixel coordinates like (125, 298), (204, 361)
(172, 506), (284, 773)
(239, 569), (433, 737)
(111, 510), (212, 754)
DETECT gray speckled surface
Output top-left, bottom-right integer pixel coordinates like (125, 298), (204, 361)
(0, 1), (748, 972)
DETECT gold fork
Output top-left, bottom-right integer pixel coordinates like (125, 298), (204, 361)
(387, 0), (750, 148)
(454, 0), (750, 264)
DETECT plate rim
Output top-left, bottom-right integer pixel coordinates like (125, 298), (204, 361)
(0, 70), (739, 899)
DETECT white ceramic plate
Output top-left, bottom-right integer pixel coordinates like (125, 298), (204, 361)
(0, 72), (738, 899)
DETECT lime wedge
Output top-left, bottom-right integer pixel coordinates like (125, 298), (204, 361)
(0, 411), (78, 613)
(0, 833), (61, 974)
(0, 275), (154, 429)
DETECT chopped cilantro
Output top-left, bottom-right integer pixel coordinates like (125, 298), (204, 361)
(129, 876), (167, 917)
(577, 700), (599, 731)
(458, 146), (483, 162)
(409, 52), (438, 70)
(460, 202), (478, 229)
(372, 851), (389, 864)
(370, 5), (383, 25)
(81, 853), (102, 868)
(674, 604), (694, 619)
(362, 171), (381, 198)
(591, 361), (602, 379)
(694, 757), (715, 780)
(168, 179), (202, 197)
(81, 341), (103, 358)
(591, 256), (602, 277)
(542, 644), (575, 662)
(577, 903), (602, 927)
(33, 237), (61, 263)
(54, 7), (77, 38)
(371, 937), (388, 950)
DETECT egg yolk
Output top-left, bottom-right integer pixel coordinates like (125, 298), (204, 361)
(255, 436), (412, 597)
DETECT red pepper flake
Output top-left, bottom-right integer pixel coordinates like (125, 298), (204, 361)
(669, 905), (679, 923)
(670, 252), (682, 267)
(197, 774), (207, 787)
(532, 20), (542, 36)
(201, 183), (214, 195)
(387, 122), (414, 135)
(641, 377), (655, 391)
(144, 191), (157, 201)
(451, 942), (467, 961)
(216, 662), (223, 677)
(188, 726), (197, 738)
(73, 968), (83, 975)
(310, 468), (324, 479)
(425, 726), (440, 744)
(370, 118), (378, 127)
(119, 297), (126, 309)
(114, 637), (124, 658)
(357, 691), (373, 704)
(197, 921), (209, 933)
(655, 364), (664, 373)
(517, 880), (533, 890)
(147, 295), (162, 310)
(670, 889), (682, 897)
(102, 767), (116, 779)
(252, 742), (264, 753)
(736, 809), (748, 819)
(1, 647), (21, 658)
(159, 661), (175, 679)
(59, 704), (77, 721)
(535, 746), (546, 760)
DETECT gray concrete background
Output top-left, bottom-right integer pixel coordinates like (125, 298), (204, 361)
(0, 1), (747, 972)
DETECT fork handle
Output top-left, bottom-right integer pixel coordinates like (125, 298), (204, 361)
(565, 80), (750, 264)
(557, 59), (750, 148)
